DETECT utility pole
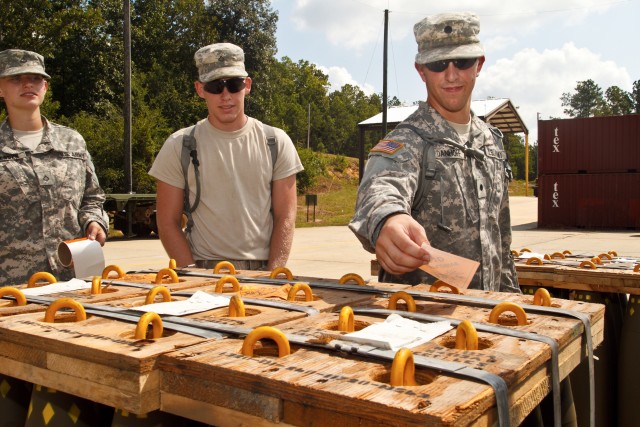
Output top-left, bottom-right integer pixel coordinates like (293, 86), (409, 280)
(307, 103), (311, 149)
(382, 9), (389, 137)
(123, 0), (132, 194)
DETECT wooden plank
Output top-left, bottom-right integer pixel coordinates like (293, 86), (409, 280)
(515, 262), (640, 295)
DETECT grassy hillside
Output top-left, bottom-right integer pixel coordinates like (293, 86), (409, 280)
(295, 155), (534, 227)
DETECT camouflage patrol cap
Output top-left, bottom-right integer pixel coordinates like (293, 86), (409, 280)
(0, 49), (51, 79)
(414, 12), (484, 64)
(194, 43), (248, 82)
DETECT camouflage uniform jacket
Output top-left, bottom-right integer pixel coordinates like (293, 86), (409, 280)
(0, 117), (108, 286)
(349, 102), (518, 292)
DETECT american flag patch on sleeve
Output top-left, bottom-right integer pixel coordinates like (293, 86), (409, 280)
(371, 139), (404, 154)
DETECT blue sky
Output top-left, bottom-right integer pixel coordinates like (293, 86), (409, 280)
(271, 0), (640, 143)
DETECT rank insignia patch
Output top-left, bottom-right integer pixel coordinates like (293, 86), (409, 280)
(371, 139), (404, 154)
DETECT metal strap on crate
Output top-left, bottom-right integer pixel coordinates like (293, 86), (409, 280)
(353, 307), (562, 427)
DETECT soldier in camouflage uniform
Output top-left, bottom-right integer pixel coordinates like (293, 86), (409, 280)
(0, 49), (108, 286)
(349, 13), (518, 292)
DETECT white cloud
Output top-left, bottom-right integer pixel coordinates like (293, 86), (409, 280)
(478, 42), (632, 142)
(288, 0), (618, 49)
(317, 65), (376, 95)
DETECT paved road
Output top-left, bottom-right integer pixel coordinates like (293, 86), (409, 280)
(103, 196), (640, 280)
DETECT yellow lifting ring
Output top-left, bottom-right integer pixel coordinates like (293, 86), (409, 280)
(388, 291), (417, 312)
(489, 302), (528, 326)
(562, 250), (572, 255)
(429, 280), (460, 294)
(145, 286), (171, 305)
(168, 259), (177, 269)
(27, 271), (57, 288)
(134, 312), (163, 340)
(520, 248), (532, 253)
(155, 268), (179, 284)
(287, 283), (313, 302)
(91, 276), (104, 294)
(608, 250), (618, 257)
(455, 320), (479, 351)
(634, 264), (640, 273)
(270, 266), (293, 280)
(0, 287), (27, 306)
(597, 253), (613, 261)
(338, 273), (365, 286)
(338, 306), (355, 332)
(213, 261), (236, 275)
(241, 326), (291, 357)
(390, 348), (418, 387)
(533, 288), (552, 306)
(215, 275), (241, 293)
(102, 265), (125, 279)
(511, 249), (520, 258)
(579, 260), (597, 270)
(550, 252), (566, 259)
(44, 298), (87, 323)
(591, 257), (603, 265)
(526, 257), (544, 265)
(228, 295), (246, 317)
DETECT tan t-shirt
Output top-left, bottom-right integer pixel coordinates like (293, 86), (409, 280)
(149, 117), (303, 261)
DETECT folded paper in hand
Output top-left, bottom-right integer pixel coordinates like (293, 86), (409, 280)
(419, 244), (479, 289)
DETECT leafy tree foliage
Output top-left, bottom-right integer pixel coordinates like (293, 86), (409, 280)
(632, 80), (640, 113)
(561, 79), (639, 118)
(560, 79), (606, 117)
(503, 133), (537, 181)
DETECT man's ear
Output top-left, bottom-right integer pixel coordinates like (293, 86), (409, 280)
(476, 56), (486, 74)
(194, 80), (206, 99)
(414, 63), (427, 83)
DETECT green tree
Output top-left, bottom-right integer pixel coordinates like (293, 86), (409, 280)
(560, 79), (606, 117)
(632, 80), (640, 113)
(604, 85), (633, 116)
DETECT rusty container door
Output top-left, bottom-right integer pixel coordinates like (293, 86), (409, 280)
(538, 173), (640, 229)
(538, 115), (640, 175)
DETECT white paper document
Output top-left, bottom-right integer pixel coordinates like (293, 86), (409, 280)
(20, 278), (91, 296)
(132, 291), (230, 316)
(339, 314), (453, 351)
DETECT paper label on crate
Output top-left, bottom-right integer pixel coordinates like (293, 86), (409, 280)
(132, 291), (229, 315)
(340, 314), (452, 351)
(517, 252), (546, 260)
(21, 279), (91, 296)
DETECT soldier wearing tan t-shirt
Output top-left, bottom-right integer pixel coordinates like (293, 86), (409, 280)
(149, 43), (303, 270)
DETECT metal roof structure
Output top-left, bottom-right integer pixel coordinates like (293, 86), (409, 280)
(358, 98), (528, 134)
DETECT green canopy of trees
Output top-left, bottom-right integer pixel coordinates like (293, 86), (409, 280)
(6, 2), (627, 193)
(0, 0), (381, 193)
(560, 78), (640, 118)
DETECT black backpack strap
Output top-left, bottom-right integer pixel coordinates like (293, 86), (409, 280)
(262, 123), (278, 172)
(394, 124), (438, 214)
(181, 125), (199, 234)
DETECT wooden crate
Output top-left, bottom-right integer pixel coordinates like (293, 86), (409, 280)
(159, 288), (604, 426)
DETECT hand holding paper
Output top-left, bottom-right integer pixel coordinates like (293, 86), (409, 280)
(419, 244), (479, 289)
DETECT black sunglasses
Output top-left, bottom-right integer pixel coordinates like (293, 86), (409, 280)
(424, 58), (478, 73)
(202, 77), (246, 94)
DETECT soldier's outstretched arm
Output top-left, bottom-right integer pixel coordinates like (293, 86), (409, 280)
(375, 213), (431, 275)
